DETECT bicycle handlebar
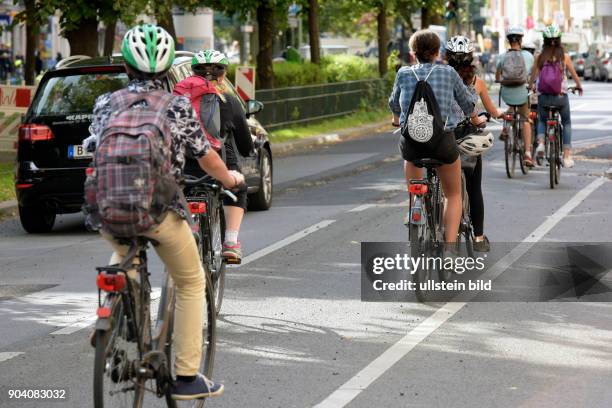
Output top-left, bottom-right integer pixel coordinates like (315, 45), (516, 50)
(183, 175), (240, 203)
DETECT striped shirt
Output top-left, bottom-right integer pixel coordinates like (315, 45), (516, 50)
(388, 63), (474, 130)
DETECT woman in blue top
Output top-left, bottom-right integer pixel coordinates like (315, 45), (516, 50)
(389, 29), (474, 245)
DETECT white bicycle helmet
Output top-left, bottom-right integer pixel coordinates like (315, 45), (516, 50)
(446, 36), (475, 54)
(457, 132), (494, 156)
(506, 26), (525, 38)
(192, 49), (229, 66)
(121, 24), (175, 74)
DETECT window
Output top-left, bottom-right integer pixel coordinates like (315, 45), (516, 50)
(31, 72), (129, 116)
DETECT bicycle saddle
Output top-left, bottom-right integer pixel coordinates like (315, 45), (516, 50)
(413, 158), (444, 168)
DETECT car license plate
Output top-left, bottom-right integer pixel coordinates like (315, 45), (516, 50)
(68, 144), (93, 159)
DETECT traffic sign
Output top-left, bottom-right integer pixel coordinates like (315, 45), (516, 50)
(235, 66), (255, 101)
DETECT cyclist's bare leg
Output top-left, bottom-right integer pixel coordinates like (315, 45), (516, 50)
(437, 159), (461, 244)
(404, 160), (424, 196)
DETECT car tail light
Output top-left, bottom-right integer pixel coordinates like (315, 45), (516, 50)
(409, 184), (428, 195)
(96, 273), (126, 292)
(504, 113), (514, 121)
(97, 306), (111, 318)
(188, 202), (206, 214)
(15, 183), (34, 189)
(529, 111), (537, 120)
(19, 124), (54, 142)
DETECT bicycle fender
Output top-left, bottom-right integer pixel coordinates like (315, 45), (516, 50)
(95, 318), (111, 331)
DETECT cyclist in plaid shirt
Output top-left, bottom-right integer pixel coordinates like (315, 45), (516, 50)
(389, 29), (474, 247)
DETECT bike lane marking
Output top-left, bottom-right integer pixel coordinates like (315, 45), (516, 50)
(314, 176), (607, 408)
(0, 352), (23, 363)
(239, 220), (336, 267)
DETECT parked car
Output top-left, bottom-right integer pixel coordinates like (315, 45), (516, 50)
(583, 42), (612, 80)
(16, 52), (273, 233)
(595, 49), (612, 82)
(570, 51), (585, 77)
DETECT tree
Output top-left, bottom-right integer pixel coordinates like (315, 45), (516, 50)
(375, 1), (388, 75)
(19, 0), (41, 85)
(307, 0), (321, 64)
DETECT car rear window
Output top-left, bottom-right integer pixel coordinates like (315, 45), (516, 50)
(30, 72), (129, 116)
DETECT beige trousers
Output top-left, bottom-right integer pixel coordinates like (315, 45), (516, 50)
(101, 212), (204, 376)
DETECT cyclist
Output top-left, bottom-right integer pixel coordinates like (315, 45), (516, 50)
(529, 25), (583, 168)
(446, 36), (502, 252)
(85, 24), (243, 400)
(176, 49), (254, 263)
(496, 26), (535, 167)
(389, 29), (474, 247)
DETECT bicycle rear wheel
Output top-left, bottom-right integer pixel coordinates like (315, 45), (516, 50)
(517, 124), (529, 175)
(555, 137), (561, 185)
(94, 295), (144, 408)
(548, 132), (556, 189)
(504, 129), (515, 179)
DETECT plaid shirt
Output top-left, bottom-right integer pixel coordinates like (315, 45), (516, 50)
(388, 63), (474, 130)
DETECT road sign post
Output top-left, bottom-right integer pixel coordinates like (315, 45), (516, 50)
(235, 66), (256, 101)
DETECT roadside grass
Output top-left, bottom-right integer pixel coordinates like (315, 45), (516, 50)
(270, 108), (388, 143)
(0, 162), (15, 202)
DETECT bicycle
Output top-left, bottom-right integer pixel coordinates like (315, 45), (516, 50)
(184, 175), (240, 316)
(93, 237), (216, 408)
(501, 105), (530, 178)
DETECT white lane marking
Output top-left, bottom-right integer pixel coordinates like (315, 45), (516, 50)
(573, 135), (612, 147)
(314, 176), (607, 408)
(0, 352), (24, 363)
(240, 220), (336, 267)
(50, 288), (162, 335)
(348, 204), (375, 212)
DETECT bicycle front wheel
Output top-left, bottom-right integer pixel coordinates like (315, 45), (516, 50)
(93, 295), (145, 408)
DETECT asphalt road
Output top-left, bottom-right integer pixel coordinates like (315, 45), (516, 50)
(0, 81), (611, 408)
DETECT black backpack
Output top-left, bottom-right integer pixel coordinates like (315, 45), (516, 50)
(401, 66), (446, 148)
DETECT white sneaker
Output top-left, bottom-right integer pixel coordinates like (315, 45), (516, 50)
(563, 157), (575, 168)
(535, 143), (545, 157)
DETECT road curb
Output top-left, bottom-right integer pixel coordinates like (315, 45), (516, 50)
(0, 199), (17, 218)
(272, 121), (393, 157)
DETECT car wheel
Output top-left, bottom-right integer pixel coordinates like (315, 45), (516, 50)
(19, 205), (56, 233)
(248, 148), (272, 211)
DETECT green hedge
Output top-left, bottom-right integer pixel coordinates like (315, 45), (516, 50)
(226, 55), (380, 89)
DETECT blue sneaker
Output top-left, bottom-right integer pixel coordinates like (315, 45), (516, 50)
(171, 373), (224, 400)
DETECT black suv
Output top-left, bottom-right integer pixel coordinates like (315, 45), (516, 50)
(16, 53), (273, 233)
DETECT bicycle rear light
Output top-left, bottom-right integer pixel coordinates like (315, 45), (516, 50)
(409, 184), (428, 195)
(96, 273), (126, 292)
(504, 113), (514, 121)
(546, 120), (557, 126)
(189, 202), (207, 214)
(529, 111), (537, 120)
(97, 306), (111, 318)
(411, 208), (422, 222)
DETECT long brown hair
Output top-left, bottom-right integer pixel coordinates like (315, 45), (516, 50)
(537, 37), (565, 70)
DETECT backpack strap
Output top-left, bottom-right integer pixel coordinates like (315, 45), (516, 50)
(424, 65), (437, 81)
(410, 66), (420, 81)
(410, 65), (437, 82)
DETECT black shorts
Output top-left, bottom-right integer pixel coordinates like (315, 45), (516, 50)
(398, 131), (459, 165)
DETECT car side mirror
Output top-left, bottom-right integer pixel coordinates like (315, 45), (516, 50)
(246, 100), (264, 118)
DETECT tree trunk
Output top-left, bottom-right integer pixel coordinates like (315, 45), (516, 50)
(156, 7), (176, 42)
(308, 0), (321, 64)
(421, 7), (429, 29)
(377, 2), (389, 76)
(256, 2), (275, 89)
(64, 17), (99, 56)
(24, 0), (38, 85)
(103, 20), (116, 56)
